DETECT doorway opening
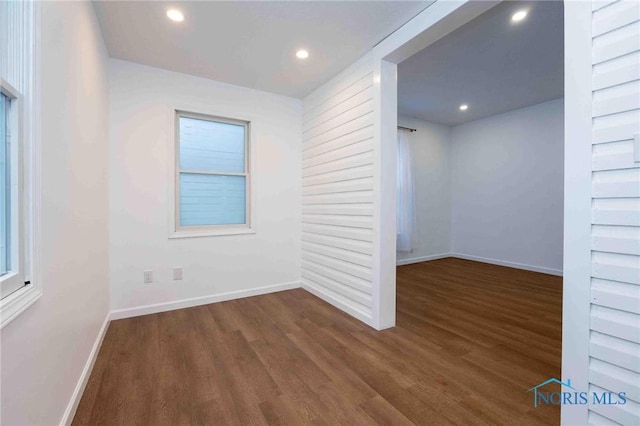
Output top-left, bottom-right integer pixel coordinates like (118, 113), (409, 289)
(392, 2), (564, 424)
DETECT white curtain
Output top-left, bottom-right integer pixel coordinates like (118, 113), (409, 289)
(397, 129), (415, 253)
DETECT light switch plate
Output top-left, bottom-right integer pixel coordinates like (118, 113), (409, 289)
(143, 270), (153, 284)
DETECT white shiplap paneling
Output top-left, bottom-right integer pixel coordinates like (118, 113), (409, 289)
(590, 3), (640, 423)
(301, 54), (375, 326)
(588, 384), (640, 426)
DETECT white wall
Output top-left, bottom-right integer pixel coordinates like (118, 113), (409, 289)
(298, 0), (495, 330)
(0, 2), (110, 424)
(300, 54), (377, 327)
(109, 60), (302, 314)
(397, 116), (451, 264)
(586, 1), (640, 423)
(450, 98), (564, 275)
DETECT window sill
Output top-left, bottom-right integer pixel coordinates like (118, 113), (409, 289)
(169, 227), (256, 239)
(0, 271), (19, 284)
(0, 283), (41, 329)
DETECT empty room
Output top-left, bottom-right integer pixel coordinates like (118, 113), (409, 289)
(394, 1), (565, 424)
(1, 1), (639, 425)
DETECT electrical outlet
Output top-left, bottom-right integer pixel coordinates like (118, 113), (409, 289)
(173, 267), (183, 280)
(143, 270), (153, 284)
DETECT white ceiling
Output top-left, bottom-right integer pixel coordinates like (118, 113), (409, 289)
(93, 1), (432, 99)
(398, 0), (564, 126)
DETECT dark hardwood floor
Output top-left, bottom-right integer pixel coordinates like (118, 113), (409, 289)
(73, 258), (562, 425)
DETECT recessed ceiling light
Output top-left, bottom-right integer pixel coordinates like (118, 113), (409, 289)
(459, 104), (468, 111)
(166, 9), (184, 22)
(511, 10), (528, 22)
(296, 49), (309, 59)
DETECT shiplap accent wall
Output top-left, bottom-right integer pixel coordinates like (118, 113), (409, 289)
(589, 1), (640, 424)
(301, 54), (376, 326)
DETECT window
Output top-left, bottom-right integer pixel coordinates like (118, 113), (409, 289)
(0, 93), (10, 276)
(175, 111), (251, 235)
(396, 128), (415, 253)
(1, 0), (40, 328)
(0, 86), (25, 300)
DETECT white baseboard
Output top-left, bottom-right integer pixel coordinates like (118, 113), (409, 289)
(109, 281), (301, 320)
(59, 256), (560, 425)
(60, 281), (301, 424)
(301, 280), (374, 328)
(450, 253), (563, 276)
(396, 252), (452, 266)
(60, 313), (111, 426)
(395, 251), (563, 276)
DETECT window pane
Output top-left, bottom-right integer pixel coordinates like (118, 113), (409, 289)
(180, 173), (246, 226)
(0, 94), (9, 275)
(179, 116), (245, 173)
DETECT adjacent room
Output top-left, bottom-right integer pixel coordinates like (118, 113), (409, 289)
(394, 1), (564, 423)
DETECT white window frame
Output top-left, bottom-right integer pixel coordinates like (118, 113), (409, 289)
(170, 109), (255, 238)
(0, 1), (42, 329)
(0, 81), (25, 299)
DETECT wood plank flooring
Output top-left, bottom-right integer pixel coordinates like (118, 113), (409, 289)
(73, 258), (562, 425)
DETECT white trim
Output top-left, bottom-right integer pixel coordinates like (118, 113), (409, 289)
(396, 252), (563, 276)
(370, 58), (397, 331)
(301, 280), (374, 328)
(396, 253), (451, 266)
(174, 110), (251, 233)
(169, 227), (256, 239)
(59, 314), (111, 426)
(368, 0), (498, 331)
(61, 282), (302, 423)
(561, 2), (592, 425)
(167, 106), (257, 239)
(450, 253), (563, 277)
(0, 79), (26, 299)
(109, 281), (300, 320)
(374, 0), (498, 62)
(27, 0), (42, 326)
(0, 0), (42, 327)
(0, 282), (40, 329)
